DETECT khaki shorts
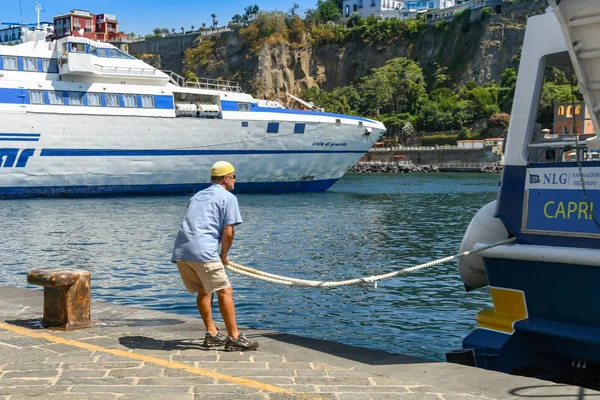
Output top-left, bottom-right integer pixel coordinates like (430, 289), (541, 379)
(176, 260), (231, 294)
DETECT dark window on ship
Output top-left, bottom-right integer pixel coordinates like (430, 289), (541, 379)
(241, 121), (249, 127)
(48, 91), (64, 105)
(95, 48), (107, 57)
(29, 90), (44, 104)
(42, 59), (59, 73)
(2, 56), (18, 70)
(123, 94), (137, 108)
(140, 95), (154, 108)
(68, 92), (84, 106)
(294, 123), (305, 134)
(106, 93), (120, 107)
(22, 57), (38, 72)
(238, 102), (250, 112)
(87, 93), (102, 106)
(267, 122), (279, 134)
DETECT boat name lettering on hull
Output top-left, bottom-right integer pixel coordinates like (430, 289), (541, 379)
(312, 141), (348, 147)
(0, 149), (35, 168)
(543, 201), (594, 220)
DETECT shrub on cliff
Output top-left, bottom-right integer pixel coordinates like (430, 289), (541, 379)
(488, 112), (510, 128)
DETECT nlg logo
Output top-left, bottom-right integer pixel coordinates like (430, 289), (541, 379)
(0, 148), (35, 168)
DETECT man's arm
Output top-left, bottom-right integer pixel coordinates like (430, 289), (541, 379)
(220, 224), (235, 266)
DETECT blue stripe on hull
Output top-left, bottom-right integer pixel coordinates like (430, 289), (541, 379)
(0, 179), (340, 198)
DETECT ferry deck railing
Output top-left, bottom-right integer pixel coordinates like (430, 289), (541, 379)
(162, 70), (243, 93)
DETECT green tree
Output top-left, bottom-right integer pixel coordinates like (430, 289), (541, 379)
(231, 14), (244, 24)
(314, 0), (342, 24)
(153, 27), (161, 36)
(211, 13), (217, 32)
(191, 25), (195, 31)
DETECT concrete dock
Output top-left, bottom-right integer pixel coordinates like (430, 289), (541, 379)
(0, 285), (596, 400)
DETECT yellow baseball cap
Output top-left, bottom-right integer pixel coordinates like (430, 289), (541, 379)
(211, 161), (235, 176)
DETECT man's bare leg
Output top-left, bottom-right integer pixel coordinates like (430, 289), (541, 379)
(197, 289), (218, 335)
(216, 286), (239, 339)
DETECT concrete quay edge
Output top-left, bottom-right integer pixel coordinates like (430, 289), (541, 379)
(0, 285), (595, 400)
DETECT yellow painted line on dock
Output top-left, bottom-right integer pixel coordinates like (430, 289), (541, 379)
(0, 321), (324, 400)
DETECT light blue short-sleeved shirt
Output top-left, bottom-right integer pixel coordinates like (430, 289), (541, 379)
(171, 184), (243, 263)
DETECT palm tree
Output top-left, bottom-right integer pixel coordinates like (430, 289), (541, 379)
(210, 13), (217, 33)
(191, 25), (195, 31)
(181, 27), (184, 34)
(171, 28), (176, 35)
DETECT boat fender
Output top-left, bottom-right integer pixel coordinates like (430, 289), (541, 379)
(457, 200), (509, 292)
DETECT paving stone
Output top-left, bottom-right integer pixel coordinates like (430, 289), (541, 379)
(70, 385), (193, 395)
(272, 384), (318, 392)
(137, 377), (215, 386)
(216, 368), (297, 377)
(215, 352), (254, 361)
(370, 378), (416, 386)
(2, 369), (59, 379)
(163, 368), (214, 378)
(108, 367), (163, 378)
(192, 384), (262, 394)
(63, 362), (143, 370)
(370, 395), (441, 400)
(120, 394), (193, 400)
(269, 362), (314, 370)
(337, 394), (372, 400)
(172, 355), (220, 362)
(297, 378), (372, 386)
(0, 385), (69, 396)
(0, 337), (46, 347)
(252, 355), (285, 362)
(56, 377), (136, 385)
(295, 369), (328, 377)
(0, 379), (53, 386)
(442, 396), (488, 400)
(45, 395), (120, 400)
(60, 369), (108, 378)
(270, 394), (336, 400)
(199, 361), (267, 369)
(317, 386), (411, 394)
(1, 362), (61, 371)
(40, 343), (95, 354)
(45, 355), (99, 363)
(194, 394), (268, 400)
(323, 369), (370, 377)
(252, 377), (295, 385)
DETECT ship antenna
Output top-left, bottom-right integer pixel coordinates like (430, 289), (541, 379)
(36, 2), (41, 28)
(19, 0), (23, 24)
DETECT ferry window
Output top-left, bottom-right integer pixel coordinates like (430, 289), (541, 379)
(106, 93), (120, 107)
(23, 57), (38, 72)
(294, 123), (305, 134)
(42, 59), (59, 73)
(70, 43), (85, 53)
(48, 91), (64, 105)
(123, 94), (137, 108)
(95, 48), (107, 57)
(140, 95), (154, 108)
(267, 122), (279, 134)
(107, 49), (118, 58)
(29, 90), (44, 104)
(241, 121), (248, 127)
(87, 93), (102, 106)
(238, 103), (250, 112)
(2, 56), (17, 70)
(68, 92), (84, 106)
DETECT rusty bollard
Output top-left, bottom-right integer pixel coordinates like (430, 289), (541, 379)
(27, 269), (94, 330)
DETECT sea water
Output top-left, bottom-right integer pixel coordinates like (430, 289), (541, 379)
(0, 172), (499, 360)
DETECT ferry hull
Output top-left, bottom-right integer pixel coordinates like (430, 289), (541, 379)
(0, 113), (381, 197)
(462, 257), (600, 380)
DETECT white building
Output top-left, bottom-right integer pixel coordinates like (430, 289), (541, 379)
(0, 23), (54, 45)
(343, 0), (455, 19)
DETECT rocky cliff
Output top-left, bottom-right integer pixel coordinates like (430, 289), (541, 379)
(129, 0), (547, 102)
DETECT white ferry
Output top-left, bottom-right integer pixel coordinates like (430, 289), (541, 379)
(0, 27), (385, 197)
(451, 0), (600, 385)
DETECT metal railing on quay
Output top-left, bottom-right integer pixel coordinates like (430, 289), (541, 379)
(356, 160), (414, 166)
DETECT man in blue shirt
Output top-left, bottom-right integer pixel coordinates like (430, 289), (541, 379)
(172, 161), (259, 351)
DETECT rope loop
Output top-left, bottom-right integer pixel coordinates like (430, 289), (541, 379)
(225, 237), (516, 288)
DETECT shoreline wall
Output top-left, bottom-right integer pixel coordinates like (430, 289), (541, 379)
(364, 147), (501, 164)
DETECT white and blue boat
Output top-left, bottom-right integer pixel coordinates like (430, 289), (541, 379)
(453, 0), (600, 384)
(0, 27), (385, 197)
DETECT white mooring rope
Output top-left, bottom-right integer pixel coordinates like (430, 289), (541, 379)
(225, 237), (516, 288)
